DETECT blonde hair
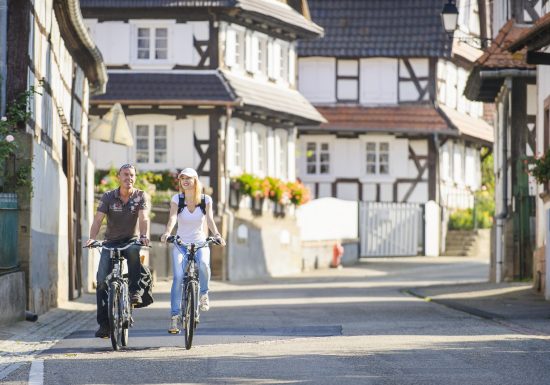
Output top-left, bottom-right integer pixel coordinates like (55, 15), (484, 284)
(179, 176), (203, 205)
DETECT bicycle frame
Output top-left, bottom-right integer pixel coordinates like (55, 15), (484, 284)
(167, 236), (216, 349)
(86, 240), (144, 350)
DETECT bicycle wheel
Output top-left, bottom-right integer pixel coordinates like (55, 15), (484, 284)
(183, 281), (197, 350)
(120, 287), (129, 347)
(108, 282), (122, 351)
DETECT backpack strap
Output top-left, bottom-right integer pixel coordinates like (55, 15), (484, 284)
(178, 193), (206, 215)
(199, 194), (206, 215)
(177, 193), (186, 215)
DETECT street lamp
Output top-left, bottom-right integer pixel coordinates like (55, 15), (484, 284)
(441, 0), (459, 35)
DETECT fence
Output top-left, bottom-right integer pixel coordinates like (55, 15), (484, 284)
(360, 202), (424, 257)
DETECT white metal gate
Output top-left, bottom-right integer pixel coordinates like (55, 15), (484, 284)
(360, 202), (424, 257)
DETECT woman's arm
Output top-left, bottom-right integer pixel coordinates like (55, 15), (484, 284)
(160, 201), (179, 242)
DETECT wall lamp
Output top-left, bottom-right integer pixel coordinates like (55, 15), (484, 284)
(441, 0), (491, 47)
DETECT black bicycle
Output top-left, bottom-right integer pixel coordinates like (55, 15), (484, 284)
(167, 235), (219, 349)
(86, 240), (147, 350)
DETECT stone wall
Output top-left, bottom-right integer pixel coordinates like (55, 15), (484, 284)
(0, 271), (26, 325)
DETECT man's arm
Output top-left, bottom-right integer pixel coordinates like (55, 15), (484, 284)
(86, 211), (106, 246)
(138, 208), (150, 246)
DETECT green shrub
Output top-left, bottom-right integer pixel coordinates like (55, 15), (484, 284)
(449, 208), (474, 230)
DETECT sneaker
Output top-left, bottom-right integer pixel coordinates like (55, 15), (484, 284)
(168, 315), (180, 334)
(95, 324), (110, 339)
(199, 294), (210, 311)
(130, 292), (142, 305)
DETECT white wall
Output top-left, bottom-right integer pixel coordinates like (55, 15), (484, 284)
(296, 198), (358, 241)
(84, 19), (209, 68)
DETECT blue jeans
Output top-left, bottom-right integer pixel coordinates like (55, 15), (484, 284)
(96, 241), (143, 326)
(171, 244), (211, 317)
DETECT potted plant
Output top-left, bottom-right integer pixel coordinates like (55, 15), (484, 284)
(287, 180), (310, 206)
(529, 150), (550, 186)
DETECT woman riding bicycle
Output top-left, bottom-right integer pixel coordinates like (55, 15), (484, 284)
(160, 167), (225, 334)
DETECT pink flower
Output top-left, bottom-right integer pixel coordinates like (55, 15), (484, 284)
(5, 135), (14, 142)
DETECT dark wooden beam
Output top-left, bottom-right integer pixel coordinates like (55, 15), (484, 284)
(526, 51), (550, 65)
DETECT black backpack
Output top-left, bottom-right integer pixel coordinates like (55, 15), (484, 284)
(134, 264), (154, 309)
(178, 193), (206, 215)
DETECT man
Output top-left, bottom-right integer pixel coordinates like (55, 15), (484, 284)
(86, 164), (150, 338)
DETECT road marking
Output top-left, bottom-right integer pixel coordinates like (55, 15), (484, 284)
(28, 359), (43, 385)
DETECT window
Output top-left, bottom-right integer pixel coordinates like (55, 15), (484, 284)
(366, 142), (390, 175)
(306, 142), (330, 175)
(137, 27), (168, 60)
(135, 124), (167, 164)
(337, 59), (359, 102)
(233, 125), (244, 169)
(235, 31), (244, 67)
(279, 45), (288, 80)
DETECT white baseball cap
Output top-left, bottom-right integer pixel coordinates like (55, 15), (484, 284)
(178, 168), (198, 178)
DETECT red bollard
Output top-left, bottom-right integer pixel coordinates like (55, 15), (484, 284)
(331, 241), (344, 268)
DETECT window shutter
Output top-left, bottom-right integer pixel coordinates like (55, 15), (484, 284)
(273, 42), (281, 80)
(288, 44), (296, 86)
(245, 32), (252, 72)
(225, 29), (236, 67)
(267, 40), (274, 79)
(251, 35), (259, 73)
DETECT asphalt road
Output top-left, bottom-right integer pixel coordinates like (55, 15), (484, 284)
(6, 255), (550, 385)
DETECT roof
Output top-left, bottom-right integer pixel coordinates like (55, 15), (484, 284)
(298, 0), (451, 58)
(299, 105), (455, 136)
(299, 104), (493, 144)
(91, 72), (237, 105)
(220, 70), (326, 124)
(91, 70), (325, 124)
(464, 21), (536, 102)
(79, 0), (323, 38)
(509, 12), (550, 52)
(438, 104), (493, 144)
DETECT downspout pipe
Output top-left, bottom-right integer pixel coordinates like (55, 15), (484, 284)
(495, 78), (511, 283)
(0, 0), (7, 116)
(222, 105), (234, 281)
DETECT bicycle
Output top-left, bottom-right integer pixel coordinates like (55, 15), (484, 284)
(85, 240), (148, 351)
(166, 235), (219, 349)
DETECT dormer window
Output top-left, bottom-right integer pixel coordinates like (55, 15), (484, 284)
(136, 27), (168, 61)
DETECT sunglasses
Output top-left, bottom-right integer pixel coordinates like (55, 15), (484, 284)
(118, 163), (136, 173)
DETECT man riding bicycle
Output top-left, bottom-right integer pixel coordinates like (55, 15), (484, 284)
(86, 163), (150, 338)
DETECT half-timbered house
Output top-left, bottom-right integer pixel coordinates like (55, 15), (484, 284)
(1, 0), (106, 323)
(296, 0), (493, 256)
(508, 3), (550, 298)
(465, 3), (539, 285)
(80, 0), (325, 280)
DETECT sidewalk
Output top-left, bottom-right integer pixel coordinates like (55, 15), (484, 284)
(406, 281), (550, 336)
(0, 292), (96, 381)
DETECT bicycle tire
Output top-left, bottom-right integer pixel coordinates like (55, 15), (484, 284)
(108, 282), (122, 351)
(183, 281), (197, 350)
(120, 287), (129, 347)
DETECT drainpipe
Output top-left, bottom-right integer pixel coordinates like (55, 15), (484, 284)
(479, 69), (536, 79)
(495, 78), (511, 283)
(0, 0), (7, 116)
(222, 105), (234, 281)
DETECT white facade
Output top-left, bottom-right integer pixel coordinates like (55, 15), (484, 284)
(20, 1), (105, 313)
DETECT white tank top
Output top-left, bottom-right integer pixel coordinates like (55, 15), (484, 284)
(171, 193), (212, 243)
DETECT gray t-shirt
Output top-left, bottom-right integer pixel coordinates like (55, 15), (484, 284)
(97, 188), (149, 242)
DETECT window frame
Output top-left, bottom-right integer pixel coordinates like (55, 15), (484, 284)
(131, 21), (174, 65)
(336, 59), (359, 102)
(305, 140), (331, 176)
(132, 119), (171, 167)
(365, 141), (390, 176)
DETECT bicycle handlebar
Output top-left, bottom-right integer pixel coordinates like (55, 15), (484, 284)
(166, 235), (220, 249)
(84, 239), (151, 250)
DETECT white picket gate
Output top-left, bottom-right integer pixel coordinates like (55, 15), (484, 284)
(360, 202), (424, 257)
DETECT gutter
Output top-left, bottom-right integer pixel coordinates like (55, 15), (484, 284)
(57, 0), (107, 95)
(479, 69), (536, 78)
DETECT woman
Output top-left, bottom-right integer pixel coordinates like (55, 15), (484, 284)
(160, 168), (225, 334)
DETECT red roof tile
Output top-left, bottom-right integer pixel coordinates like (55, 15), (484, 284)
(475, 20), (534, 69)
(308, 105), (454, 135)
(509, 12), (550, 52)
